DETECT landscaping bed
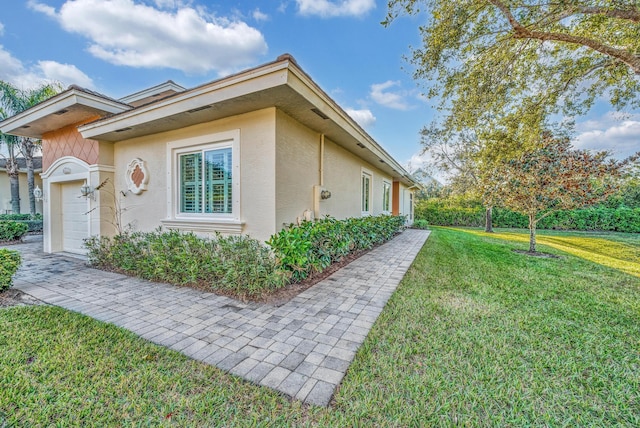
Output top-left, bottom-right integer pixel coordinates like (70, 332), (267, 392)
(84, 215), (406, 301)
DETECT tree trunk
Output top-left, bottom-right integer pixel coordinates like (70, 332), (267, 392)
(528, 213), (537, 253)
(21, 138), (37, 216)
(6, 158), (20, 214)
(484, 206), (494, 233)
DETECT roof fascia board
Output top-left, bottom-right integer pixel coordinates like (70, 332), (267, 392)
(0, 89), (131, 135)
(119, 81), (186, 104)
(78, 61), (290, 138)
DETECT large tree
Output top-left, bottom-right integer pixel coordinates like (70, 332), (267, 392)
(494, 133), (637, 253)
(384, 1), (640, 128)
(0, 81), (61, 215)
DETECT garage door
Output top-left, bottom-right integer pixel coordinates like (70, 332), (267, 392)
(61, 182), (89, 254)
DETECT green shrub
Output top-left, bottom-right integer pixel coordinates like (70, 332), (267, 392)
(412, 219), (429, 229)
(0, 213), (42, 221)
(267, 215), (406, 282)
(0, 249), (21, 291)
(0, 221), (29, 242)
(85, 229), (287, 300)
(416, 199), (640, 232)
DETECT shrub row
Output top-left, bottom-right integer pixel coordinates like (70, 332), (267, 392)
(416, 202), (640, 233)
(0, 213), (42, 221)
(85, 229), (287, 300)
(267, 215), (406, 282)
(0, 249), (21, 291)
(0, 221), (29, 242)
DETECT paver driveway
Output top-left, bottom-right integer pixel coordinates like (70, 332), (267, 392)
(5, 229), (429, 406)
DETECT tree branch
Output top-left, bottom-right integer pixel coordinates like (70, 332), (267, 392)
(487, 0), (640, 74)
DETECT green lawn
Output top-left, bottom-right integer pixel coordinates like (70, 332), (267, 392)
(1, 228), (639, 426)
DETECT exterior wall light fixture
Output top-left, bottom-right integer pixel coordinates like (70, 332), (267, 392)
(80, 181), (95, 200)
(33, 185), (43, 202)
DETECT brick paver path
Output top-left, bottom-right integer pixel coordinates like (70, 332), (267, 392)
(5, 230), (429, 406)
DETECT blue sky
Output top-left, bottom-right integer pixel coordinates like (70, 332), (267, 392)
(1, 0), (638, 176)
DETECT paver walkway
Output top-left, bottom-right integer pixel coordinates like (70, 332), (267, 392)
(5, 230), (429, 406)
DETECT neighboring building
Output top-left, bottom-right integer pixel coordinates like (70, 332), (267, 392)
(0, 54), (418, 254)
(0, 157), (43, 215)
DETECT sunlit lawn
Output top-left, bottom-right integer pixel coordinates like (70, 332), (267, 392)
(1, 227), (639, 426)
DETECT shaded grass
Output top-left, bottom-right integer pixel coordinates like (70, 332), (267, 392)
(1, 228), (639, 426)
(0, 306), (319, 426)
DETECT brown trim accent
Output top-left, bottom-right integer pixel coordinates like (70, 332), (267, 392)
(392, 180), (400, 216)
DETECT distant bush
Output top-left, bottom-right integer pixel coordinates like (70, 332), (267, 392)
(0, 213), (42, 221)
(416, 200), (640, 232)
(267, 215), (406, 282)
(85, 229), (287, 300)
(412, 219), (429, 229)
(0, 221), (29, 242)
(0, 249), (21, 291)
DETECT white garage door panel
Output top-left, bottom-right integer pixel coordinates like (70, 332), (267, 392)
(61, 183), (89, 253)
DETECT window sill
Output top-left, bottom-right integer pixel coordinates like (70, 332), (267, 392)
(161, 218), (244, 235)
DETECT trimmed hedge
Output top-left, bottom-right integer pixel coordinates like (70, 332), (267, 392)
(267, 215), (406, 282)
(0, 214), (43, 233)
(85, 229), (287, 300)
(0, 221), (29, 242)
(416, 200), (640, 232)
(0, 249), (21, 291)
(0, 213), (42, 221)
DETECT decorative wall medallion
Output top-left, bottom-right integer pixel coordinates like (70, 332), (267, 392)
(125, 158), (149, 194)
(63, 167), (71, 174)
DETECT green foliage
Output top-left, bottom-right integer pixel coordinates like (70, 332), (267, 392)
(84, 229), (287, 300)
(412, 219), (429, 229)
(0, 221), (28, 242)
(0, 213), (41, 221)
(385, 1), (640, 131)
(417, 199), (640, 233)
(0, 214), (42, 233)
(0, 248), (21, 291)
(267, 215), (406, 282)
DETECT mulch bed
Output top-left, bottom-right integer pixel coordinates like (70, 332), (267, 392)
(254, 247), (372, 306)
(512, 249), (561, 258)
(0, 289), (44, 308)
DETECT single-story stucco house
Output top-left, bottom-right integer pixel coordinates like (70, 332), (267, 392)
(0, 54), (418, 254)
(0, 156), (44, 215)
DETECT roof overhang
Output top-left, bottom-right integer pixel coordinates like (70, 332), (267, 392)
(79, 56), (418, 186)
(0, 88), (131, 139)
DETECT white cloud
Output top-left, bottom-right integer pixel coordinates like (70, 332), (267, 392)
(38, 61), (94, 88)
(0, 45), (93, 89)
(252, 8), (269, 21)
(574, 113), (640, 159)
(29, 0), (268, 75)
(296, 0), (375, 17)
(345, 108), (376, 128)
(370, 80), (412, 110)
(27, 0), (56, 17)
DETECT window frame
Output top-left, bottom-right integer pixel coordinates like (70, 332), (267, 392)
(361, 168), (372, 216)
(167, 129), (240, 223)
(382, 179), (391, 214)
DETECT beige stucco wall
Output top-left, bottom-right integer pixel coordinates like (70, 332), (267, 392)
(275, 109), (320, 228)
(0, 170), (43, 215)
(112, 108), (277, 242)
(275, 109), (396, 228)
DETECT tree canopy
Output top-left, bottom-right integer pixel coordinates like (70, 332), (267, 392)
(493, 133), (636, 252)
(384, 0), (640, 128)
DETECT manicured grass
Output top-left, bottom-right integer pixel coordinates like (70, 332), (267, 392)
(1, 228), (639, 425)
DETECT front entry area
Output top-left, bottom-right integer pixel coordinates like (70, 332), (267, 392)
(60, 181), (89, 254)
